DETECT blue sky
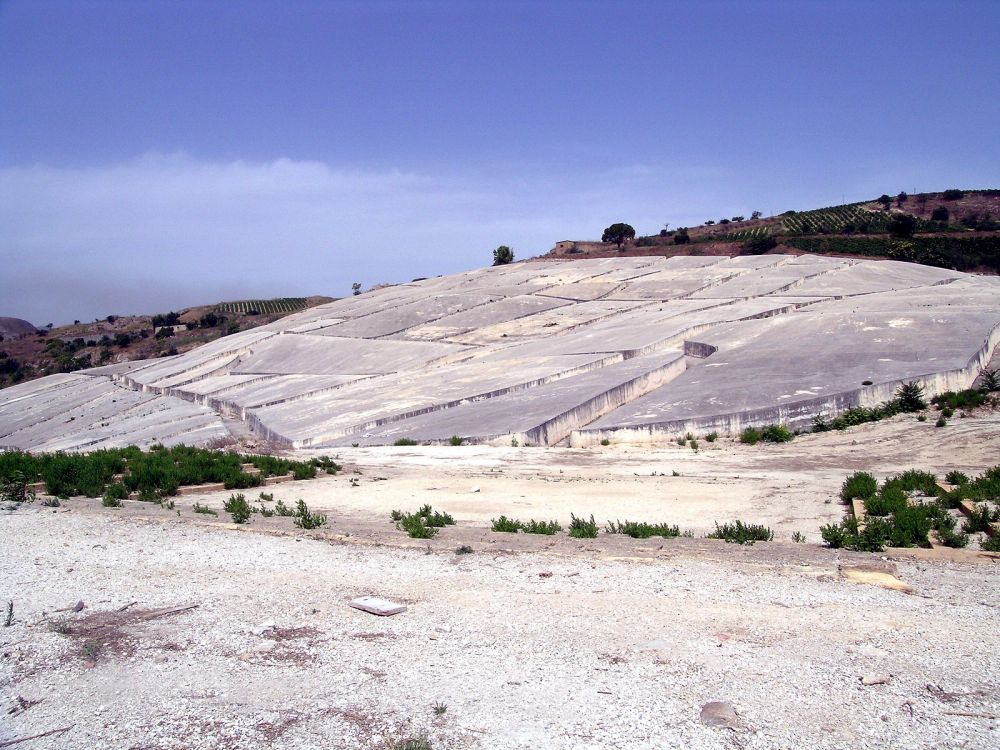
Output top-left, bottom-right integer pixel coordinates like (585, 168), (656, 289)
(2, 0), (998, 324)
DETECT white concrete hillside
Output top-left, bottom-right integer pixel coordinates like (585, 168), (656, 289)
(1, 255), (998, 450)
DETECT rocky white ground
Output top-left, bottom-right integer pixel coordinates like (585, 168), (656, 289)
(3, 411), (1000, 749)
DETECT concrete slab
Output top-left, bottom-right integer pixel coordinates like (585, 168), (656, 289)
(2, 257), (997, 450)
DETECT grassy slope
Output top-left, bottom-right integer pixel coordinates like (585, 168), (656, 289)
(546, 190), (1000, 272)
(0, 295), (335, 389)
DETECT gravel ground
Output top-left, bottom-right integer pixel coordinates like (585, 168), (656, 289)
(2, 505), (999, 750)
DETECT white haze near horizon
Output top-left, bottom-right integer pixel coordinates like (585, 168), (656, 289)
(0, 152), (951, 325)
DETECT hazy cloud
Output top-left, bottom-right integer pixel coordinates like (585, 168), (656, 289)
(0, 153), (773, 324)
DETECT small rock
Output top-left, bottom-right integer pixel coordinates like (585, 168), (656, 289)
(538, 571), (553, 578)
(700, 701), (739, 729)
(470, 486), (480, 493)
(349, 597), (406, 616)
(861, 674), (891, 686)
(72, 600), (85, 612)
(251, 621), (276, 636)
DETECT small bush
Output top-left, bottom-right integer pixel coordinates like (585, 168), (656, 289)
(394, 504), (454, 538)
(491, 515), (521, 533)
(520, 519), (562, 535)
(864, 486), (908, 516)
(102, 482), (128, 507)
(981, 535), (1000, 553)
(791, 531), (806, 543)
(760, 424), (794, 443)
(274, 499), (294, 517)
(707, 520), (773, 545)
(883, 470), (939, 497)
(258, 491), (274, 502)
(223, 492), (252, 524)
(705, 432), (718, 442)
(740, 427), (761, 445)
(192, 502), (217, 516)
(840, 472), (878, 502)
(936, 417), (948, 428)
(455, 545), (474, 555)
(605, 520), (682, 538)
(568, 513), (598, 539)
(945, 470), (969, 486)
(600, 438), (610, 446)
(449, 435), (464, 446)
(689, 439), (699, 451)
(961, 503), (1000, 534)
(293, 499), (327, 529)
(393, 438), (418, 446)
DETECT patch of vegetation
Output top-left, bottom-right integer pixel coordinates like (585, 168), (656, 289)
(791, 531), (806, 543)
(192, 502), (217, 516)
(605, 519), (683, 539)
(932, 388), (987, 412)
(455, 545), (474, 554)
(1, 471), (36, 505)
(491, 515), (521, 533)
(840, 471), (878, 502)
(740, 424), (794, 444)
(449, 435), (464, 446)
(705, 431), (718, 442)
(568, 513), (599, 539)
(945, 470), (970, 486)
(785, 235), (1000, 273)
(813, 381), (930, 433)
(392, 504), (455, 538)
(274, 499), (294, 517)
(293, 499), (327, 529)
(520, 518), (562, 535)
(393, 438), (419, 446)
(707, 520), (773, 545)
(223, 492), (252, 524)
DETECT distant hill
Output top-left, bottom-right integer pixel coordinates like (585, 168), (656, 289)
(0, 295), (335, 389)
(547, 189), (1000, 273)
(0, 317), (38, 340)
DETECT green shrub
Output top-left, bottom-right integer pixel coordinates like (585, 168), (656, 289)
(273, 499), (294, 516)
(393, 504), (454, 538)
(293, 499), (327, 529)
(491, 515), (521, 533)
(291, 463), (317, 481)
(791, 531), (806, 543)
(689, 439), (699, 451)
(936, 417), (948, 428)
(933, 389), (986, 412)
(961, 503), (1000, 534)
(605, 520), (682, 538)
(223, 492), (252, 524)
(705, 432), (718, 442)
(740, 427), (761, 445)
(895, 381), (927, 411)
(981, 368), (1000, 392)
(981, 535), (1000, 552)
(101, 482), (128, 507)
(192, 502), (217, 516)
(520, 519), (562, 535)
(945, 471), (969, 486)
(449, 435), (464, 446)
(707, 520), (773, 545)
(600, 438), (610, 446)
(840, 472), (878, 502)
(760, 424), (794, 443)
(864, 486), (908, 516)
(883, 470), (939, 497)
(568, 513), (598, 539)
(393, 438), (418, 446)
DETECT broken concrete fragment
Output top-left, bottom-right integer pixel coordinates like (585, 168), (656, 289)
(349, 596), (407, 617)
(861, 674), (891, 686)
(700, 701), (739, 729)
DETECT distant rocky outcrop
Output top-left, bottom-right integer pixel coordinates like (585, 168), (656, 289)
(0, 317), (37, 340)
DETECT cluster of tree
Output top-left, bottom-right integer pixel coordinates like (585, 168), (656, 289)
(151, 312), (181, 327)
(186, 312), (226, 330)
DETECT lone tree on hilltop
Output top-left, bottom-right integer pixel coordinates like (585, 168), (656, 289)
(351, 282), (362, 296)
(878, 194), (892, 210)
(602, 223), (635, 249)
(493, 245), (514, 266)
